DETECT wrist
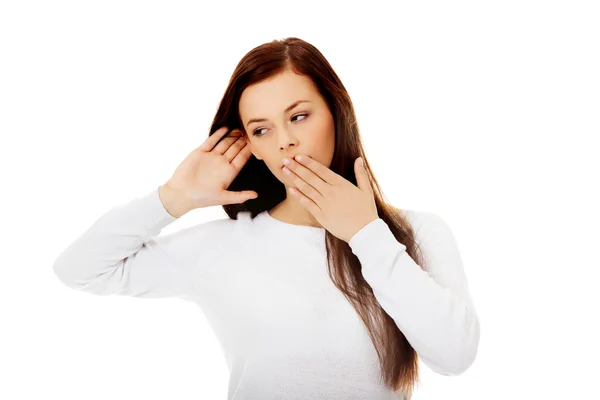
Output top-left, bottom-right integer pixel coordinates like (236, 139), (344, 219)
(158, 184), (194, 218)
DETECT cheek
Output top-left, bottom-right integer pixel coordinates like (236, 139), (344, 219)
(312, 111), (334, 133)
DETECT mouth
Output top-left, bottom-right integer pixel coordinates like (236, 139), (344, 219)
(281, 156), (296, 167)
(281, 154), (308, 167)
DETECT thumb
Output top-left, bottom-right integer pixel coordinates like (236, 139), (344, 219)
(354, 157), (370, 192)
(231, 190), (258, 204)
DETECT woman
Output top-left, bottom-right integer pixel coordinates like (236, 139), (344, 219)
(54, 37), (480, 399)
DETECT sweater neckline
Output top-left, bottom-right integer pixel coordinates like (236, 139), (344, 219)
(257, 209), (327, 239)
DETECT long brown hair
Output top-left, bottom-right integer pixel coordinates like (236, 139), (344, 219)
(207, 37), (428, 398)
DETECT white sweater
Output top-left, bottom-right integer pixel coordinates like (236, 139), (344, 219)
(53, 186), (480, 400)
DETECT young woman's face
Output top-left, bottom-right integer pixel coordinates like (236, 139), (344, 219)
(239, 69), (336, 185)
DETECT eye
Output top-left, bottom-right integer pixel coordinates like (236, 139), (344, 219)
(292, 113), (308, 122)
(252, 128), (267, 137)
(252, 113), (309, 137)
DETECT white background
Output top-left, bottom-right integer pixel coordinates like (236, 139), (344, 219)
(1, 0), (598, 399)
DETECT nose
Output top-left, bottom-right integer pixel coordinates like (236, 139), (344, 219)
(278, 126), (299, 151)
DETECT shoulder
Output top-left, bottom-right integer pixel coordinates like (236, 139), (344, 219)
(387, 204), (451, 242)
(387, 204), (434, 225)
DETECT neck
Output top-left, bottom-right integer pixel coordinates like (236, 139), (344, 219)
(269, 197), (323, 228)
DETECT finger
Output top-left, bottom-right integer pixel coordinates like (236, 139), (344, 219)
(288, 185), (321, 214)
(284, 159), (329, 196)
(354, 156), (372, 193)
(212, 129), (244, 155)
(294, 155), (341, 186)
(224, 189), (259, 205)
(199, 126), (230, 152)
(223, 135), (249, 163)
(282, 166), (324, 204)
(230, 141), (254, 170)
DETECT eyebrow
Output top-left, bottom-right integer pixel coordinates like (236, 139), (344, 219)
(246, 100), (311, 127)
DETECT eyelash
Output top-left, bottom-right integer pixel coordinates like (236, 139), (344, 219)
(252, 113), (309, 137)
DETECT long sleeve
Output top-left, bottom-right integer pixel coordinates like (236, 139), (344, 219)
(348, 212), (480, 376)
(53, 186), (221, 300)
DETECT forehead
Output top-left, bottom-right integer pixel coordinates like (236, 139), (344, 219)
(239, 71), (318, 117)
